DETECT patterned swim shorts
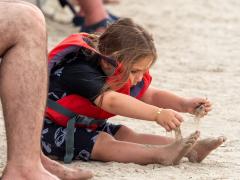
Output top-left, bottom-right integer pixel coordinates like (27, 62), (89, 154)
(41, 119), (122, 161)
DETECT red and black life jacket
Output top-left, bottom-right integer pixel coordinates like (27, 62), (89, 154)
(46, 33), (152, 129)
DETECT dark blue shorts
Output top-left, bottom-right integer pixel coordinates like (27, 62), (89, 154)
(41, 120), (122, 161)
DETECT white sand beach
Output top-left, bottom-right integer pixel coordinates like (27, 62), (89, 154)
(1, 0), (240, 179)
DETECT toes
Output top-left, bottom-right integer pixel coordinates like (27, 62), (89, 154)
(185, 142), (193, 148)
(183, 131), (200, 147)
(190, 131), (200, 138)
(188, 131), (200, 141)
(194, 131), (201, 138)
(68, 169), (93, 180)
(218, 136), (227, 143)
(187, 138), (197, 144)
(80, 170), (94, 179)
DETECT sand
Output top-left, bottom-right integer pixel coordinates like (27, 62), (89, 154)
(1, 0), (240, 179)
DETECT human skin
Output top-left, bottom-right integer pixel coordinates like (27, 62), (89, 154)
(76, 0), (108, 32)
(91, 130), (200, 165)
(0, 1), (92, 179)
(89, 57), (225, 165)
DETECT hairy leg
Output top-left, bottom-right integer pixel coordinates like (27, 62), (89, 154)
(0, 1), (92, 179)
(91, 131), (199, 165)
(114, 126), (226, 163)
(0, 1), (59, 179)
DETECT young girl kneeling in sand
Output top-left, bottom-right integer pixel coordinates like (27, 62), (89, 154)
(42, 18), (225, 165)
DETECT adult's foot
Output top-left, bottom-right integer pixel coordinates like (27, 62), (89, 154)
(41, 153), (93, 180)
(103, 0), (120, 4)
(187, 136), (226, 163)
(156, 131), (200, 165)
(2, 163), (59, 180)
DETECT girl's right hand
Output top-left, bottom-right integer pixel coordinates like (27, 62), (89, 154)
(155, 109), (184, 131)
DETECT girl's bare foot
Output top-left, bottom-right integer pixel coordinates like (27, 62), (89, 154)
(187, 136), (226, 163)
(157, 131), (200, 165)
(41, 153), (93, 180)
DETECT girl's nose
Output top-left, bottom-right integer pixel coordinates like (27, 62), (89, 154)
(136, 73), (144, 82)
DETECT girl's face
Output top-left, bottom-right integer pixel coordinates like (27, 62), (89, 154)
(129, 57), (153, 86)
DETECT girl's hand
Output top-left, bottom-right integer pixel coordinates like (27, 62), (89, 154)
(183, 97), (212, 116)
(156, 109), (184, 132)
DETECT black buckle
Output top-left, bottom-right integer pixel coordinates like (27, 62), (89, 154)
(75, 115), (106, 126)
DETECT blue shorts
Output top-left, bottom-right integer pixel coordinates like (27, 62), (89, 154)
(41, 120), (122, 161)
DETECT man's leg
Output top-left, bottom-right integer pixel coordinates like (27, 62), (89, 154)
(41, 152), (93, 180)
(76, 0), (108, 24)
(0, 1), (58, 179)
(76, 0), (108, 32)
(0, 2), (92, 179)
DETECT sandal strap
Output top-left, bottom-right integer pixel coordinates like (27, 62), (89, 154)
(72, 15), (85, 26)
(81, 18), (113, 33)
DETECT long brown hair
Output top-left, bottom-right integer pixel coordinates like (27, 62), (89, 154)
(90, 18), (157, 91)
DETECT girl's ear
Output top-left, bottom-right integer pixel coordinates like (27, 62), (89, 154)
(100, 59), (113, 69)
(100, 59), (115, 75)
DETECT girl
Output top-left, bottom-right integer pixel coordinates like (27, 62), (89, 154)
(42, 18), (225, 165)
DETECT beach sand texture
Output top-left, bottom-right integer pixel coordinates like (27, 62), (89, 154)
(1, 0), (240, 179)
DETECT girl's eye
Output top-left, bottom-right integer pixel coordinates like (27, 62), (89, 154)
(131, 70), (139, 74)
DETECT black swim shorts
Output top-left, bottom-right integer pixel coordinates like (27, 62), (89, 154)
(41, 119), (122, 161)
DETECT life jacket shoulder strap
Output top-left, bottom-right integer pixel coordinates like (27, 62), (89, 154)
(46, 99), (106, 163)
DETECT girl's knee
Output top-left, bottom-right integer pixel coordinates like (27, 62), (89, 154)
(96, 132), (115, 144)
(91, 132), (116, 159)
(114, 125), (138, 141)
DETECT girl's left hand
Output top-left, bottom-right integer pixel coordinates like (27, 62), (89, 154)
(183, 97), (212, 116)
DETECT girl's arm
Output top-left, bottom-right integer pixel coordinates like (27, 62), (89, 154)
(141, 86), (212, 115)
(140, 86), (186, 112)
(94, 90), (183, 131)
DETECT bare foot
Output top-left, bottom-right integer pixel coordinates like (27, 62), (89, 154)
(41, 153), (93, 180)
(2, 163), (59, 180)
(187, 136), (226, 163)
(157, 131), (200, 165)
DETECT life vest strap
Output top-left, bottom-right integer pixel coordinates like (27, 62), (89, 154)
(64, 116), (77, 163)
(47, 98), (76, 118)
(47, 99), (106, 126)
(46, 98), (106, 163)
